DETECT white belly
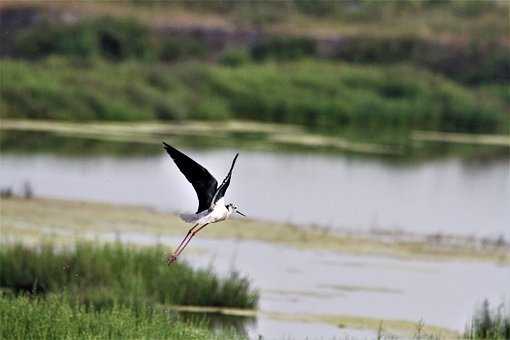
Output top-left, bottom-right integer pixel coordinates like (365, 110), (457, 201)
(207, 204), (229, 223)
(179, 198), (230, 225)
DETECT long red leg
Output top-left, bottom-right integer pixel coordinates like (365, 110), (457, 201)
(167, 223), (199, 265)
(173, 223), (210, 258)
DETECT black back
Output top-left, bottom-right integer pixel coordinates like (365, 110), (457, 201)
(212, 153), (239, 204)
(163, 143), (217, 213)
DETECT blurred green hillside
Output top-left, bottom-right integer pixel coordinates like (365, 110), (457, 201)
(0, 0), (508, 136)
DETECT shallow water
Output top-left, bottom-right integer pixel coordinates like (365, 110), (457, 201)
(169, 237), (510, 334)
(1, 150), (509, 237)
(47, 229), (509, 338)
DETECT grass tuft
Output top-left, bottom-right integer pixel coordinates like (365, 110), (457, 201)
(0, 242), (258, 309)
(465, 300), (510, 340)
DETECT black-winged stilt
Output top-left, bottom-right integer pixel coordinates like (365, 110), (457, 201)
(163, 143), (245, 264)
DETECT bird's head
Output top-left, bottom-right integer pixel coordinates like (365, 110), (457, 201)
(227, 203), (246, 217)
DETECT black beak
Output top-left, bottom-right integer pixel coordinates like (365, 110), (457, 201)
(236, 210), (246, 217)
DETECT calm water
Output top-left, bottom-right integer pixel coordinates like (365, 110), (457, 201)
(118, 231), (509, 334)
(1, 150), (509, 237)
(174, 237), (510, 335)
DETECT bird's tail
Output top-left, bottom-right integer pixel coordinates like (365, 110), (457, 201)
(179, 213), (199, 223)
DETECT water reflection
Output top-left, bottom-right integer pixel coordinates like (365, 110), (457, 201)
(0, 131), (161, 156)
(178, 311), (256, 338)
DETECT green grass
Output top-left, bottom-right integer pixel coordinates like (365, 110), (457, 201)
(479, 84), (510, 108)
(1, 58), (507, 134)
(0, 242), (258, 309)
(0, 294), (241, 340)
(465, 300), (510, 340)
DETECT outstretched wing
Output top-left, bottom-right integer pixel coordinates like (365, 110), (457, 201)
(163, 143), (218, 213)
(212, 153), (239, 205)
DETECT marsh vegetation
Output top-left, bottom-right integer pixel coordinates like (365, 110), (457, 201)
(465, 300), (510, 340)
(0, 242), (255, 338)
(0, 294), (241, 340)
(0, 242), (258, 309)
(2, 58), (507, 135)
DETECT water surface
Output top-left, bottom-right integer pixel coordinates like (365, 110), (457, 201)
(1, 150), (508, 237)
(28, 228), (508, 338)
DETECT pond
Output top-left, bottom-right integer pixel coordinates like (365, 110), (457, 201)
(1, 148), (509, 237)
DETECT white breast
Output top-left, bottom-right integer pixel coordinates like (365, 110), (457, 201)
(210, 203), (228, 222)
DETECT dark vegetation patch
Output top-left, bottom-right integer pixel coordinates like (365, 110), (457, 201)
(332, 36), (510, 85)
(14, 17), (153, 61)
(12, 17), (207, 63)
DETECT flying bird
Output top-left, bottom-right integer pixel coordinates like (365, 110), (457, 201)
(163, 142), (246, 264)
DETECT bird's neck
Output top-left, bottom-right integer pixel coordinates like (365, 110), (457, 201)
(226, 207), (235, 218)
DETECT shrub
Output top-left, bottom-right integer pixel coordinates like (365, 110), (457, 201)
(192, 97), (231, 121)
(219, 49), (251, 67)
(334, 36), (510, 85)
(14, 17), (154, 61)
(251, 36), (317, 61)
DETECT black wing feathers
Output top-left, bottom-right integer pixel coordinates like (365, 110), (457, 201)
(212, 153), (239, 204)
(163, 143), (217, 213)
